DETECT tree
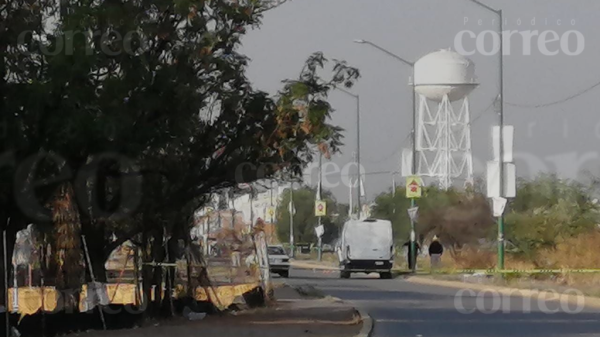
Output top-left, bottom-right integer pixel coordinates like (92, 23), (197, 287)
(276, 186), (343, 245)
(371, 185), (494, 251)
(418, 188), (494, 253)
(1, 0), (359, 308)
(371, 186), (412, 242)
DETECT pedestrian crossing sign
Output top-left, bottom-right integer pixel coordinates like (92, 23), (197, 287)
(315, 200), (327, 217)
(406, 176), (423, 198)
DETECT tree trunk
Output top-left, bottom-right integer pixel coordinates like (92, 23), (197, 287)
(151, 230), (164, 316)
(141, 230), (153, 318)
(164, 237), (176, 317)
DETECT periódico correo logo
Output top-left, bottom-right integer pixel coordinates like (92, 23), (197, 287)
(454, 30), (585, 56)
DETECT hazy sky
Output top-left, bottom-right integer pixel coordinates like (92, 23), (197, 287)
(241, 0), (600, 202)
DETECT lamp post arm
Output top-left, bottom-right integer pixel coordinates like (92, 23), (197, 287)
(360, 41), (414, 67)
(336, 87), (358, 99)
(469, 0), (501, 14)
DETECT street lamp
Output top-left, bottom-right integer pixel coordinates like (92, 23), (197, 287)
(468, 0), (505, 270)
(336, 87), (361, 218)
(286, 175), (301, 258)
(354, 39), (418, 272)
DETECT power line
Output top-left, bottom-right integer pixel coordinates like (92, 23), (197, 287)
(302, 169), (393, 178)
(506, 79), (600, 109)
(361, 170), (395, 177)
(364, 132), (411, 164)
(472, 97), (497, 124)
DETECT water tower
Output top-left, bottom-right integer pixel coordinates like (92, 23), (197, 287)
(413, 49), (478, 190)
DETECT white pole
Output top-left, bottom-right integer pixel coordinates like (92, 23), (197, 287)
(4, 230), (9, 337)
(317, 153), (323, 262)
(348, 177), (353, 218)
(82, 235), (107, 330)
(392, 173), (396, 214)
(289, 182), (295, 258)
(250, 186), (254, 230)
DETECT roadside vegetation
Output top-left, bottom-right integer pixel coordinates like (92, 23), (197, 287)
(371, 175), (600, 276)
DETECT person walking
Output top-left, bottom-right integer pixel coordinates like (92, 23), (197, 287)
(428, 235), (444, 270)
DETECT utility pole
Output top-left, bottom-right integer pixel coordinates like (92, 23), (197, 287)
(317, 153), (323, 262)
(466, 0), (505, 270)
(498, 8), (506, 270)
(4, 230), (9, 337)
(217, 195), (222, 229)
(392, 172), (396, 214)
(229, 188), (236, 230)
(409, 63), (418, 273)
(249, 185), (254, 231)
(205, 211), (210, 256)
(353, 39), (418, 272)
(356, 94), (361, 218)
(468, 0), (505, 270)
(337, 88), (361, 218)
(289, 181), (295, 258)
(270, 181), (274, 224)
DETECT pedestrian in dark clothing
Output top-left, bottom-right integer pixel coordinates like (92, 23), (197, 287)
(428, 235), (444, 270)
(403, 240), (421, 271)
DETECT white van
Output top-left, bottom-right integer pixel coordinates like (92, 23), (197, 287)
(337, 218), (394, 279)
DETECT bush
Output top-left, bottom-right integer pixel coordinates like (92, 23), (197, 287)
(451, 247), (495, 269)
(539, 231), (600, 269)
(506, 175), (600, 257)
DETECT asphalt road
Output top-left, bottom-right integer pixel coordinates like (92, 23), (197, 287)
(278, 268), (600, 337)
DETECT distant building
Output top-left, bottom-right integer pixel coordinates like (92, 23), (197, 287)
(192, 181), (291, 244)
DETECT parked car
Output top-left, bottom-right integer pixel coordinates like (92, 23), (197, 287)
(267, 245), (290, 278)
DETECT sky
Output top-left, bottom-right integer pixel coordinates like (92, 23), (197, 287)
(240, 0), (600, 202)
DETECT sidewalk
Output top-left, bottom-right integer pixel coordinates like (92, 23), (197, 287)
(76, 285), (363, 337)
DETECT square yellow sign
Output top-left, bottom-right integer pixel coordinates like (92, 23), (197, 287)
(315, 200), (327, 217)
(406, 176), (423, 198)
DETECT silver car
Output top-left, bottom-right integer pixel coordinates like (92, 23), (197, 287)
(268, 245), (290, 278)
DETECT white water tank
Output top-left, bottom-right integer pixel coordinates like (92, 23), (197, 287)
(414, 49), (478, 102)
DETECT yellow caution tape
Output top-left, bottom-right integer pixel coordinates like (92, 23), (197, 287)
(391, 268), (600, 274)
(450, 269), (600, 274)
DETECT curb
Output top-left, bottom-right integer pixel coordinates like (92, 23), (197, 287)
(406, 276), (600, 309)
(354, 305), (374, 337)
(329, 297), (373, 337)
(290, 261), (340, 271)
(283, 285), (373, 336)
